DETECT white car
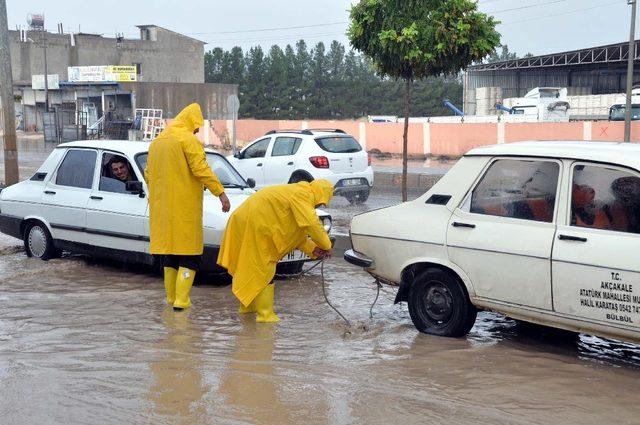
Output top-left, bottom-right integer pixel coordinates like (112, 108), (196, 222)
(345, 141), (640, 344)
(228, 129), (374, 204)
(0, 140), (332, 274)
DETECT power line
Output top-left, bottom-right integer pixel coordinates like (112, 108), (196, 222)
(186, 21), (347, 35)
(500, 0), (622, 25)
(485, 0), (567, 14)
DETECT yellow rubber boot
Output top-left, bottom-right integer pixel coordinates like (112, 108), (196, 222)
(163, 267), (178, 305)
(254, 284), (280, 323)
(173, 267), (196, 311)
(239, 301), (256, 314)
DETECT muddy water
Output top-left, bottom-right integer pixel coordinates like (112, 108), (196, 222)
(1, 235), (640, 424)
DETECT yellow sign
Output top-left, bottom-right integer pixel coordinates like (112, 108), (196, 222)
(105, 66), (138, 82)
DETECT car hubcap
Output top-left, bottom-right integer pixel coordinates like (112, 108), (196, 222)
(424, 283), (453, 323)
(28, 226), (47, 258)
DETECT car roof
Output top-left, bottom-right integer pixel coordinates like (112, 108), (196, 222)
(466, 141), (640, 170)
(57, 140), (223, 156)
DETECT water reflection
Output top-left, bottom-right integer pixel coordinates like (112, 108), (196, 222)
(149, 309), (208, 423)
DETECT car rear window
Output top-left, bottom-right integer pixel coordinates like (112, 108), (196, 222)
(314, 136), (362, 153)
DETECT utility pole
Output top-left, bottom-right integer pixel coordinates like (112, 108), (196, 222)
(0, 0), (19, 185)
(625, 0), (637, 143)
(42, 25), (48, 112)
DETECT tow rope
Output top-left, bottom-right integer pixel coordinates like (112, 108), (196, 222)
(293, 259), (382, 330)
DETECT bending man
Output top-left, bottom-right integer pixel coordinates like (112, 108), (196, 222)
(146, 103), (230, 311)
(218, 179), (333, 323)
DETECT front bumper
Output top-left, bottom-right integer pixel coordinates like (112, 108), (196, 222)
(0, 213), (22, 240)
(343, 249), (373, 268)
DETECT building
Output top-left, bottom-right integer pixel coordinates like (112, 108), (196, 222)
(11, 24), (205, 84)
(464, 40), (640, 116)
(11, 25), (238, 136)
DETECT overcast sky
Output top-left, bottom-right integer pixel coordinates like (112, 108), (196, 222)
(6, 0), (637, 57)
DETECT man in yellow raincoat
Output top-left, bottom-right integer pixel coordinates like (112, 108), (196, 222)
(217, 179), (333, 323)
(145, 103), (230, 311)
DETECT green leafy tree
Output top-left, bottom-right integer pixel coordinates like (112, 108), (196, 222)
(349, 0), (500, 201)
(204, 47), (224, 83)
(487, 44), (517, 63)
(265, 45), (289, 117)
(242, 46), (267, 118)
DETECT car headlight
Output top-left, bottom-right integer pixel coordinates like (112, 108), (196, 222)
(321, 216), (332, 232)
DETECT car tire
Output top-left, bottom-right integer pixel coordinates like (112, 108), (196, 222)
(345, 188), (370, 205)
(289, 173), (313, 184)
(275, 261), (305, 276)
(23, 221), (61, 261)
(407, 268), (477, 337)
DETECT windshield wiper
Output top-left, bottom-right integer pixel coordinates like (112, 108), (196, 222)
(223, 183), (248, 189)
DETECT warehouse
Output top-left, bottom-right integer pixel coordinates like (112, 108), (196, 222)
(464, 40), (640, 118)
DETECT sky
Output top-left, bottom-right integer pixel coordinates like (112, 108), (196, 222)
(6, 0), (638, 57)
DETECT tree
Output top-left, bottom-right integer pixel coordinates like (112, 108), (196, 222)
(349, 0), (500, 201)
(487, 44), (517, 63)
(204, 47), (224, 83)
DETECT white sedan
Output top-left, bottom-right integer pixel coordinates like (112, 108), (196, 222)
(346, 141), (640, 344)
(0, 140), (332, 274)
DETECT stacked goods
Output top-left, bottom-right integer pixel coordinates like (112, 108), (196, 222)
(475, 87), (502, 116)
(567, 94), (623, 118)
(464, 88), (477, 116)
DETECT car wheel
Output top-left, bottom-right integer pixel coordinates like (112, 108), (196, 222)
(23, 221), (61, 261)
(275, 261), (304, 276)
(289, 173), (312, 184)
(408, 268), (477, 337)
(345, 189), (370, 205)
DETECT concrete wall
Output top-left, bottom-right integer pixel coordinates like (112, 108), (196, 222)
(10, 26), (204, 84)
(122, 82), (238, 120)
(198, 118), (640, 156)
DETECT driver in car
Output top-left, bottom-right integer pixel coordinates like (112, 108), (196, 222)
(109, 155), (136, 183)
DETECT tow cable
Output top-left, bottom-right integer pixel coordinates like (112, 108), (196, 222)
(285, 259), (383, 332)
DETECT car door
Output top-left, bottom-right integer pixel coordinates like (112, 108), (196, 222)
(447, 157), (561, 310)
(263, 136), (302, 185)
(85, 151), (148, 254)
(41, 148), (98, 245)
(552, 162), (640, 329)
(233, 137), (270, 187)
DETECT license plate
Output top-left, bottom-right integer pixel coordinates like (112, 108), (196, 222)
(280, 249), (309, 263)
(343, 178), (361, 186)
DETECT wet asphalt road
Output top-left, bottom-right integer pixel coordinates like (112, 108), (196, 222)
(2, 223), (640, 423)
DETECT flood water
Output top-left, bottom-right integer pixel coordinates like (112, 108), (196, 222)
(1, 232), (640, 424)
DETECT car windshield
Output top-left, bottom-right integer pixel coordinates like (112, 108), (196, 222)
(315, 136), (362, 153)
(136, 152), (248, 188)
(609, 105), (640, 121)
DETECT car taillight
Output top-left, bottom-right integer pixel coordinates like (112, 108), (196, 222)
(309, 156), (329, 168)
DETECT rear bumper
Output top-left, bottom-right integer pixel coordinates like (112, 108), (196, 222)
(343, 249), (373, 268)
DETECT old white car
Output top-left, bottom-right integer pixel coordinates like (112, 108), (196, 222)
(345, 141), (640, 343)
(0, 140), (332, 274)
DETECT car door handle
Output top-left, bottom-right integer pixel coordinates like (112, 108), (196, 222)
(452, 221), (476, 229)
(287, 162), (294, 166)
(558, 234), (587, 242)
(90, 195), (103, 200)
(257, 163), (263, 167)
(44, 190), (56, 195)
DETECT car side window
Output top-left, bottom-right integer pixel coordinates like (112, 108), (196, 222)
(468, 159), (559, 223)
(243, 138), (270, 159)
(99, 152), (139, 194)
(55, 149), (97, 189)
(271, 137), (302, 157)
(570, 164), (640, 234)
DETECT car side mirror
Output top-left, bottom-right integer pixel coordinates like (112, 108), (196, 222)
(234, 151), (243, 159)
(246, 178), (256, 188)
(126, 181), (145, 198)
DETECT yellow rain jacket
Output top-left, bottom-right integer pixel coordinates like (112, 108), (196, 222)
(217, 180), (333, 306)
(145, 103), (224, 255)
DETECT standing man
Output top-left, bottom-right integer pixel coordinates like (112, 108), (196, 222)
(146, 103), (230, 311)
(218, 180), (333, 323)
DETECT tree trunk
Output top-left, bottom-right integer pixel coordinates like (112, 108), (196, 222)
(402, 78), (411, 202)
